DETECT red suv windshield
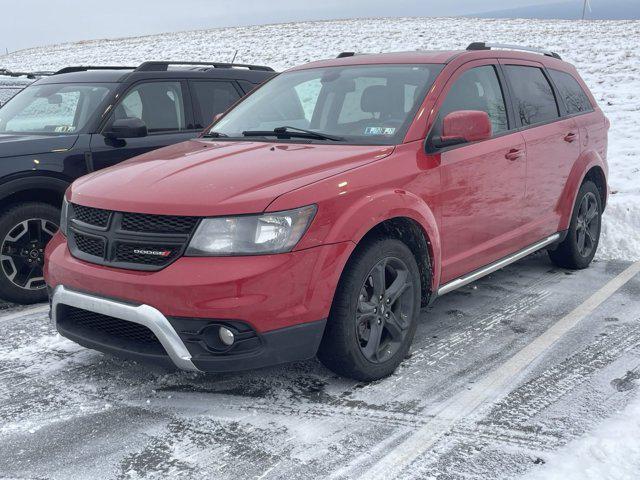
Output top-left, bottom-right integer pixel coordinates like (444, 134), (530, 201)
(209, 64), (444, 145)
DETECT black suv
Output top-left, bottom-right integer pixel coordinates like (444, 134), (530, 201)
(0, 61), (275, 304)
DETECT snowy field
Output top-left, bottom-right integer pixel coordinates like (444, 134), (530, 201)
(1, 16), (639, 260)
(1, 17), (640, 479)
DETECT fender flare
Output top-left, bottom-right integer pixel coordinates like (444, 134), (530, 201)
(557, 149), (607, 230)
(0, 174), (70, 206)
(316, 189), (442, 294)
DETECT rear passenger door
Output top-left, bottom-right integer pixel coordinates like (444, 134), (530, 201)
(89, 80), (199, 171)
(501, 61), (580, 239)
(432, 61), (527, 283)
(188, 80), (242, 129)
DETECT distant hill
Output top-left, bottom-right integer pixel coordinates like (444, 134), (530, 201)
(474, 0), (640, 20)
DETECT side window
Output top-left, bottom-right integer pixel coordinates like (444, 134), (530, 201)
(191, 81), (241, 127)
(504, 65), (559, 126)
(548, 69), (593, 115)
(112, 81), (186, 133)
(432, 65), (508, 138)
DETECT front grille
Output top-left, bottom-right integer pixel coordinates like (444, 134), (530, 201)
(68, 204), (200, 271)
(63, 306), (159, 343)
(115, 243), (181, 266)
(58, 305), (166, 355)
(73, 204), (110, 228)
(121, 212), (198, 234)
(73, 232), (105, 257)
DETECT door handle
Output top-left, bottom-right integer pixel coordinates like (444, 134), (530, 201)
(564, 132), (578, 143)
(505, 149), (524, 161)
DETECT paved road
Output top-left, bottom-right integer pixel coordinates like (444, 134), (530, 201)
(0, 252), (639, 479)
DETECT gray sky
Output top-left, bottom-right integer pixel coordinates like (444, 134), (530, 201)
(1, 0), (562, 52)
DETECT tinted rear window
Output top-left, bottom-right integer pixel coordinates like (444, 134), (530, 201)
(504, 65), (559, 126)
(548, 69), (593, 115)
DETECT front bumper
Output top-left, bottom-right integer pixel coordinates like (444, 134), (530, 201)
(45, 233), (355, 372)
(51, 285), (327, 372)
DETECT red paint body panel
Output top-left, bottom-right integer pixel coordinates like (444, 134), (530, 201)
(70, 139), (393, 216)
(45, 232), (355, 332)
(46, 48), (609, 339)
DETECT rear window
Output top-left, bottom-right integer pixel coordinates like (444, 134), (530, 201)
(504, 65), (559, 127)
(548, 69), (594, 115)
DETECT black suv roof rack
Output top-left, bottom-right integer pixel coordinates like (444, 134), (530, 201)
(54, 66), (137, 75)
(466, 42), (562, 60)
(134, 61), (274, 72)
(0, 68), (55, 79)
(337, 52), (356, 58)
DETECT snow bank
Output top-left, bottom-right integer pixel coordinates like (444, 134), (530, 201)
(525, 391), (640, 480)
(1, 17), (638, 259)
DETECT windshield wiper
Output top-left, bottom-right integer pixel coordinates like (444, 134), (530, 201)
(242, 126), (344, 142)
(201, 131), (228, 138)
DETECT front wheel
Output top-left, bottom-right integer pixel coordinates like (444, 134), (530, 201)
(548, 180), (602, 270)
(0, 202), (60, 304)
(318, 238), (422, 381)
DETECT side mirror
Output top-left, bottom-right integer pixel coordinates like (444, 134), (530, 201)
(104, 118), (148, 139)
(433, 110), (492, 149)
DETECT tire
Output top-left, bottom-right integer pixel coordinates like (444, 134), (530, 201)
(0, 202), (60, 304)
(548, 180), (602, 270)
(318, 237), (422, 382)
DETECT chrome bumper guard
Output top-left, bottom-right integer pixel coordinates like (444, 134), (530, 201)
(51, 285), (199, 371)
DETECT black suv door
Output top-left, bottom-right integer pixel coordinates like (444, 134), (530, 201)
(89, 80), (199, 171)
(188, 80), (243, 129)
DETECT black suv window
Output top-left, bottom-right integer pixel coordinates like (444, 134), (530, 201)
(432, 65), (508, 138)
(504, 65), (559, 126)
(190, 81), (241, 127)
(548, 69), (593, 115)
(112, 81), (186, 133)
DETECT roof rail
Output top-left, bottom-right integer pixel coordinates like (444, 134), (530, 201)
(0, 68), (55, 79)
(466, 42), (562, 60)
(134, 61), (274, 72)
(54, 66), (136, 75)
(337, 52), (356, 58)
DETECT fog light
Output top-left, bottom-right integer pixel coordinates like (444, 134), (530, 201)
(219, 326), (235, 346)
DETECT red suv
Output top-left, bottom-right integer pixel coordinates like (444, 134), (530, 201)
(45, 43), (609, 381)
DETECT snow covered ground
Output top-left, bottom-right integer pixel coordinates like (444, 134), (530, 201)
(0, 255), (639, 479)
(1, 16), (639, 260)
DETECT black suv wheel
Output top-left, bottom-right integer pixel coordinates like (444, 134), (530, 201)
(0, 202), (59, 304)
(318, 237), (422, 381)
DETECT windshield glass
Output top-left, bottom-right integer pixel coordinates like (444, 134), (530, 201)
(210, 64), (444, 145)
(0, 83), (113, 134)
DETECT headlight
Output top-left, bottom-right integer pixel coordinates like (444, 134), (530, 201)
(60, 197), (69, 236)
(185, 205), (317, 256)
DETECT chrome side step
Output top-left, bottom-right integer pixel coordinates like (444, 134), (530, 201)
(437, 233), (561, 297)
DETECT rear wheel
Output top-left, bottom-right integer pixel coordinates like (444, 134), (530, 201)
(0, 202), (59, 304)
(548, 180), (602, 270)
(318, 237), (422, 381)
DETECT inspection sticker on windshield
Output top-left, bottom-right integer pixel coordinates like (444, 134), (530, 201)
(364, 126), (396, 136)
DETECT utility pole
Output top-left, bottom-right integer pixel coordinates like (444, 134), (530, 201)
(582, 0), (592, 20)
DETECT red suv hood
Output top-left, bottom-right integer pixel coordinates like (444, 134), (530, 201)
(70, 139), (394, 216)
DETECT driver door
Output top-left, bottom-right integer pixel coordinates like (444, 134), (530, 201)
(432, 61), (528, 283)
(89, 80), (198, 171)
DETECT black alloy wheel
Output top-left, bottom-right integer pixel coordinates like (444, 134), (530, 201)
(0, 203), (60, 304)
(356, 257), (414, 363)
(575, 191), (599, 258)
(318, 237), (423, 382)
(548, 180), (602, 270)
